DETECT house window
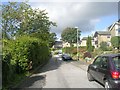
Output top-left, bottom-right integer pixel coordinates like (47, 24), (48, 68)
(95, 41), (98, 44)
(118, 29), (120, 36)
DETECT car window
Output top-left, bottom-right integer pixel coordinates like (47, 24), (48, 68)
(100, 57), (108, 69)
(112, 56), (120, 69)
(93, 56), (101, 66)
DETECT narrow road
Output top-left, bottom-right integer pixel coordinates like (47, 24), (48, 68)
(17, 56), (104, 89)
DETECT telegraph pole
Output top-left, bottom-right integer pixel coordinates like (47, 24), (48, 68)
(75, 27), (79, 61)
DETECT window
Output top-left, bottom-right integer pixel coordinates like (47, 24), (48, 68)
(112, 56), (120, 69)
(93, 56), (101, 66)
(118, 29), (120, 35)
(101, 57), (108, 69)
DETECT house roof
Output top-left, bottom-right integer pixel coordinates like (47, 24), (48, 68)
(108, 20), (120, 31)
(94, 31), (111, 37)
(97, 31), (111, 35)
(82, 37), (88, 40)
(53, 41), (63, 48)
(54, 41), (62, 45)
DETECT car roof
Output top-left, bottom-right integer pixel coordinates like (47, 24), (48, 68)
(100, 53), (120, 58)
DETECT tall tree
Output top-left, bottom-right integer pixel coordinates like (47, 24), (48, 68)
(61, 27), (81, 45)
(49, 32), (57, 47)
(2, 2), (56, 40)
(2, 2), (31, 37)
(86, 36), (93, 52)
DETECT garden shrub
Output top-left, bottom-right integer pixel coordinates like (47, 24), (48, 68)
(63, 47), (77, 55)
(100, 42), (108, 51)
(83, 52), (92, 59)
(3, 35), (50, 87)
(79, 46), (87, 53)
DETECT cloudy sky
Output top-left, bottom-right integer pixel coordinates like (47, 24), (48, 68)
(29, 1), (118, 40)
(2, 0), (119, 40)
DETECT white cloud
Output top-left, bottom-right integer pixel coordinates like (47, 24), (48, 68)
(30, 1), (118, 38)
(2, 0), (119, 2)
(28, 0), (119, 2)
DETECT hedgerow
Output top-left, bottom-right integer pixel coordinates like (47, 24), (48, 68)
(3, 36), (50, 87)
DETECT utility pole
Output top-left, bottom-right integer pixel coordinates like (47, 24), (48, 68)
(75, 27), (79, 61)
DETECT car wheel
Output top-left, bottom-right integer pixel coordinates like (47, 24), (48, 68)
(104, 80), (111, 90)
(87, 72), (94, 81)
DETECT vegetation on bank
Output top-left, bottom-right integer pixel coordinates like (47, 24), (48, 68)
(3, 36), (50, 88)
(2, 1), (57, 89)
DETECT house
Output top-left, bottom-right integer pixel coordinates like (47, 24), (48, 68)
(62, 42), (71, 48)
(53, 41), (63, 49)
(80, 37), (94, 47)
(62, 41), (82, 47)
(108, 20), (120, 37)
(73, 43), (81, 47)
(94, 31), (111, 48)
(80, 37), (87, 47)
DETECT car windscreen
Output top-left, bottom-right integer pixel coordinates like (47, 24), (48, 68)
(112, 56), (120, 70)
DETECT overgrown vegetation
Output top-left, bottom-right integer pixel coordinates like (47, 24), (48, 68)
(3, 36), (50, 88)
(61, 27), (81, 45)
(111, 36), (120, 49)
(86, 36), (94, 52)
(2, 1), (56, 89)
(100, 41), (109, 51)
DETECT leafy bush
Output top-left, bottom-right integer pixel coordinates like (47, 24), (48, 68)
(62, 47), (77, 55)
(3, 36), (50, 87)
(107, 46), (113, 51)
(111, 36), (120, 49)
(79, 46), (87, 53)
(92, 48), (103, 58)
(83, 52), (92, 59)
(100, 41), (108, 51)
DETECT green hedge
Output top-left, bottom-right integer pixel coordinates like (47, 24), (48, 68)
(3, 36), (50, 87)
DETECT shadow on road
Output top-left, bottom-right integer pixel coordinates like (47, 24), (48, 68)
(34, 57), (63, 74)
(15, 75), (46, 89)
(14, 57), (63, 89)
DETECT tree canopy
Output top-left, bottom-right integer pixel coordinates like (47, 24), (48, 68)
(2, 2), (57, 47)
(86, 36), (93, 52)
(61, 27), (81, 45)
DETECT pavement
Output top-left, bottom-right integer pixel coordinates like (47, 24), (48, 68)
(16, 56), (104, 89)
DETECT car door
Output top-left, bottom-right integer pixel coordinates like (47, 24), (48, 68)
(97, 56), (108, 84)
(90, 56), (102, 81)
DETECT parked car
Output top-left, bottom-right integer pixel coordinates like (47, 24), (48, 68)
(87, 54), (120, 89)
(62, 54), (72, 61)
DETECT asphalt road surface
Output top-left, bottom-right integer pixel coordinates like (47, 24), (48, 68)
(17, 56), (104, 89)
